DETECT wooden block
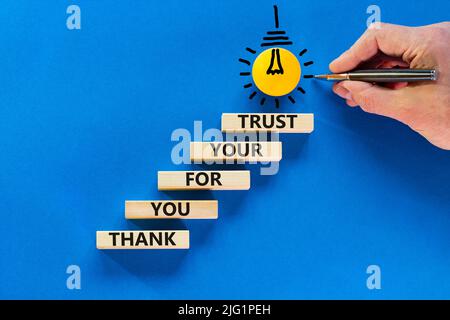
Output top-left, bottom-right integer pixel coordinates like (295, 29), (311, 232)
(125, 200), (218, 219)
(158, 170), (250, 190)
(96, 230), (189, 249)
(221, 113), (314, 133)
(190, 142), (282, 162)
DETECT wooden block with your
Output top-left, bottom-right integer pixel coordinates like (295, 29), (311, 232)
(190, 142), (282, 162)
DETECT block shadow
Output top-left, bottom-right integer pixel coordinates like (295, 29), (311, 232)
(100, 219), (189, 278)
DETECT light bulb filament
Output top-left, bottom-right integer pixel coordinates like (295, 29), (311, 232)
(266, 48), (284, 75)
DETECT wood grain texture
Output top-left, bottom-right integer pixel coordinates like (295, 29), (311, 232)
(125, 200), (218, 219)
(190, 142), (282, 162)
(157, 170), (251, 190)
(96, 230), (190, 249)
(221, 113), (314, 133)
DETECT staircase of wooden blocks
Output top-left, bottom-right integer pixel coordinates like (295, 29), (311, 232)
(96, 113), (314, 249)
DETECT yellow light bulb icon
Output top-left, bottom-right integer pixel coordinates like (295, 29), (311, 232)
(252, 47), (301, 97)
(239, 5), (313, 107)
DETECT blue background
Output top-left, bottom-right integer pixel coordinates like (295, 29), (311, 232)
(0, 0), (449, 299)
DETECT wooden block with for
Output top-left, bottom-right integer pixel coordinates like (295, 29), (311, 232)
(158, 170), (250, 190)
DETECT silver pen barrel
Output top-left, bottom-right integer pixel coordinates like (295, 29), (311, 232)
(348, 69), (437, 82)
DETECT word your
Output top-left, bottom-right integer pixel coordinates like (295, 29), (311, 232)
(171, 121), (280, 175)
(210, 142), (262, 157)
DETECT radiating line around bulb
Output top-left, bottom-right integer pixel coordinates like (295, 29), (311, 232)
(239, 58), (251, 65)
(288, 96), (296, 104)
(297, 87), (306, 94)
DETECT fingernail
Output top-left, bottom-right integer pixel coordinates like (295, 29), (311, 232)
(329, 56), (341, 69)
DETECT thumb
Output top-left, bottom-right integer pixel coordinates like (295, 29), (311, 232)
(339, 81), (414, 122)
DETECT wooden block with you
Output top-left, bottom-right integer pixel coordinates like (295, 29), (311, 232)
(221, 113), (314, 133)
(96, 230), (189, 249)
(190, 142), (282, 162)
(125, 200), (218, 219)
(158, 170), (250, 190)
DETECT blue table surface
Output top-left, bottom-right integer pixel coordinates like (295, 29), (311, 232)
(0, 0), (449, 299)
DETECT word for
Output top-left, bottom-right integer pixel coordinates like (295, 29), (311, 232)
(187, 172), (221, 186)
(158, 171), (251, 190)
(221, 113), (314, 133)
(125, 200), (218, 219)
(96, 231), (190, 249)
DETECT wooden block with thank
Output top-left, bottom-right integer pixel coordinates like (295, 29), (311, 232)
(190, 141), (282, 162)
(96, 230), (189, 249)
(158, 170), (250, 190)
(125, 200), (218, 219)
(221, 113), (314, 133)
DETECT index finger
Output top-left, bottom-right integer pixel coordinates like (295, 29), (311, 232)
(329, 22), (414, 73)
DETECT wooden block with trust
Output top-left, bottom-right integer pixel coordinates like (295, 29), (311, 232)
(96, 230), (189, 249)
(190, 142), (282, 162)
(125, 200), (218, 219)
(158, 170), (250, 190)
(221, 113), (314, 133)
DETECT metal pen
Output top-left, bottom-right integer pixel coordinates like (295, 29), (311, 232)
(314, 69), (437, 82)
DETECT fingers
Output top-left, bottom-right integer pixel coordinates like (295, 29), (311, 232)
(332, 82), (352, 100)
(334, 81), (416, 122)
(329, 23), (414, 73)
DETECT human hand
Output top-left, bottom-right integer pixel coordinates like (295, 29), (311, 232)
(330, 22), (450, 150)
